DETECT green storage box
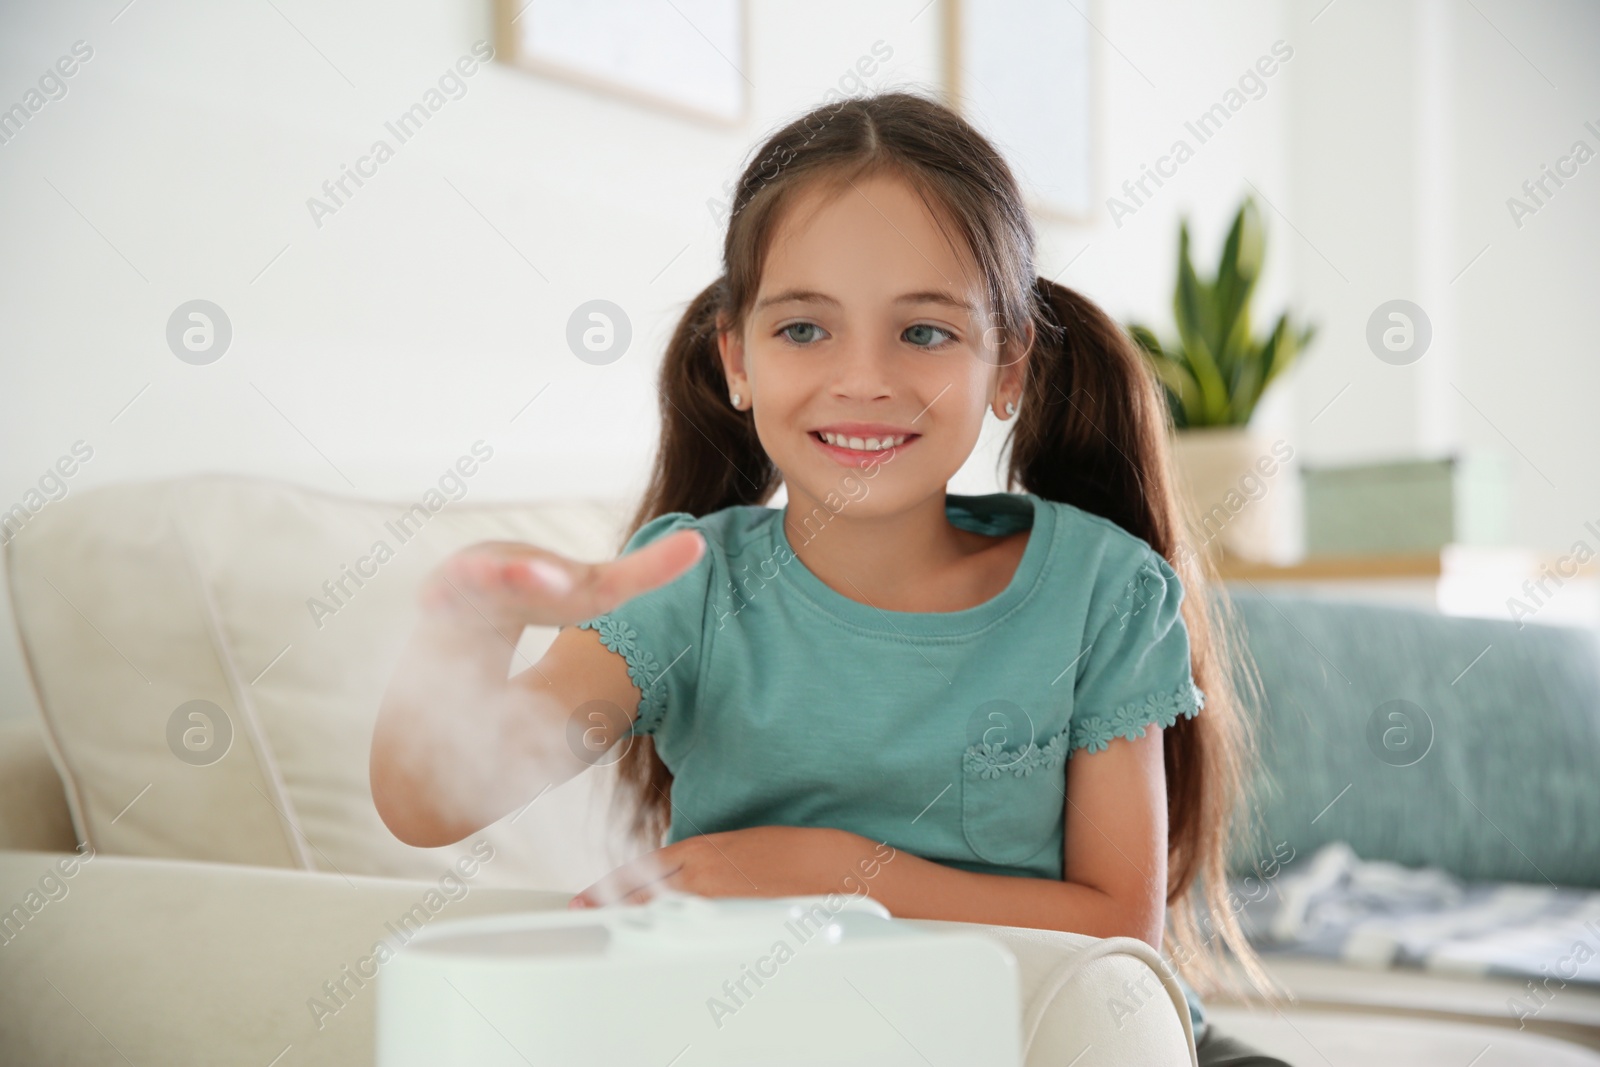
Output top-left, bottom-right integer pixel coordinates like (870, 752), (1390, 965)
(1302, 452), (1511, 555)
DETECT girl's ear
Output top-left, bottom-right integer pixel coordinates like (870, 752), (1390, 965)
(991, 319), (1035, 412)
(716, 311), (749, 401)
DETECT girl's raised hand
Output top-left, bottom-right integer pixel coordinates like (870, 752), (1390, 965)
(417, 529), (706, 631)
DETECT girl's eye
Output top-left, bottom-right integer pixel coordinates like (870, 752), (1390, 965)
(778, 322), (826, 345)
(775, 322), (956, 348)
(903, 323), (955, 348)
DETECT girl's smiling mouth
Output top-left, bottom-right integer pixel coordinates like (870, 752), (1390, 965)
(808, 424), (920, 463)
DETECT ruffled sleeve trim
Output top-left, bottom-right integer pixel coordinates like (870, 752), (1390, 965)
(574, 615), (668, 737)
(1067, 677), (1205, 757)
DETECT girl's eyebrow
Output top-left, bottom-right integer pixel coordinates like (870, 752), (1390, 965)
(754, 288), (976, 314)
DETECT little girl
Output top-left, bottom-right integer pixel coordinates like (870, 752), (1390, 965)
(372, 90), (1287, 1065)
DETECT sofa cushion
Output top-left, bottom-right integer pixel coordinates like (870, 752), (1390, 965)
(3, 472), (642, 891)
(1215, 952), (1600, 1045)
(1204, 1004), (1600, 1067)
(1229, 590), (1600, 887)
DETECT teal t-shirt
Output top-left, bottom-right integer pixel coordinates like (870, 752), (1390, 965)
(566, 490), (1208, 1030)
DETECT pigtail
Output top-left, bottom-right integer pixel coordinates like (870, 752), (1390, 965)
(627, 278), (781, 527)
(1012, 276), (1274, 1000)
(1012, 277), (1179, 538)
(606, 277), (781, 850)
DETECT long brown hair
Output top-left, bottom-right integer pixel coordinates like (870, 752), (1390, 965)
(610, 89), (1272, 997)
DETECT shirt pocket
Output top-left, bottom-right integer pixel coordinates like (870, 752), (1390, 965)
(960, 730), (1070, 869)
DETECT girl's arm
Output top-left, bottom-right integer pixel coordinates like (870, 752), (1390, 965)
(370, 616), (635, 848)
(369, 532), (705, 848)
(849, 727), (1168, 946)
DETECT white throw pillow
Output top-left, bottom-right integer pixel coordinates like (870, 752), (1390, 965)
(6, 472), (650, 891)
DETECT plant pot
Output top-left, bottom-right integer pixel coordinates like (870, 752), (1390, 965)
(1170, 427), (1294, 564)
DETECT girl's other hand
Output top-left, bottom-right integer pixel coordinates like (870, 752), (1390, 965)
(418, 529), (705, 632)
(567, 826), (865, 908)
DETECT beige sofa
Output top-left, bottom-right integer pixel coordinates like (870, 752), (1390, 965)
(0, 473), (1198, 1066)
(2, 473), (1596, 1065)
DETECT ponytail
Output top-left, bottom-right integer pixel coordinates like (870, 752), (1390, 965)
(1016, 276), (1269, 998)
(604, 277), (780, 849)
(1014, 277), (1175, 538)
(632, 278), (779, 520)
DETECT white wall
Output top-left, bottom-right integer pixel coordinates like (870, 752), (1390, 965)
(1286, 0), (1600, 550)
(2, 0), (1594, 726)
(1446, 1), (1600, 558)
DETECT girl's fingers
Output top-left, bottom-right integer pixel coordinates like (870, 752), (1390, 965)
(432, 548), (569, 604)
(443, 552), (504, 590)
(590, 529), (705, 614)
(422, 529), (704, 628)
(622, 883), (657, 906)
(573, 868), (637, 908)
(568, 851), (685, 909)
(522, 557), (575, 595)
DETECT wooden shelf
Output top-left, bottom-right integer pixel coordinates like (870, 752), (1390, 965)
(1220, 553), (1451, 581)
(1210, 546), (1600, 628)
(1216, 545), (1597, 583)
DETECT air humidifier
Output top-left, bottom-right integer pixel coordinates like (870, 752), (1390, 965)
(375, 890), (1021, 1066)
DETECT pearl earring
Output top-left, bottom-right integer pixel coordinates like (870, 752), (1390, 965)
(1003, 400), (1016, 419)
(731, 392), (742, 408)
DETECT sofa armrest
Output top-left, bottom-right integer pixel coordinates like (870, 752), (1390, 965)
(893, 919), (1195, 1064)
(0, 720), (77, 853)
(0, 850), (569, 1066)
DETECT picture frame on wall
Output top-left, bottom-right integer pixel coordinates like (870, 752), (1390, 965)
(943, 0), (1096, 222)
(493, 0), (749, 127)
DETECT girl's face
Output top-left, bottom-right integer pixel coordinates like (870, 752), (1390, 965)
(718, 171), (1028, 514)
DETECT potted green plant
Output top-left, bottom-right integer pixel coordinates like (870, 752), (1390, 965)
(1126, 195), (1316, 562)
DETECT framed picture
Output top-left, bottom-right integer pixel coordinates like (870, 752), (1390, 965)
(943, 0), (1096, 222)
(494, 0), (749, 127)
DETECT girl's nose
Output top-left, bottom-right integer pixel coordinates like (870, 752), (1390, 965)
(828, 336), (897, 400)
